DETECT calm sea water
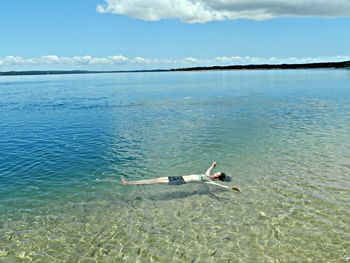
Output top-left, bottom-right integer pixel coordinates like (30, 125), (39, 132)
(0, 70), (349, 262)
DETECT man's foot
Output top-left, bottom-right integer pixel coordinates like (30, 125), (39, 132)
(120, 178), (128, 185)
(232, 186), (241, 192)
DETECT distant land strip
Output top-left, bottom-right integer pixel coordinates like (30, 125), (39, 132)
(1, 60), (349, 76)
(171, 60), (350, 72)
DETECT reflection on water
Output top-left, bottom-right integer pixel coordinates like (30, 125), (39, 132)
(0, 70), (349, 262)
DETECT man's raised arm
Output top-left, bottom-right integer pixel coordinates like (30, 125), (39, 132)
(205, 162), (217, 176)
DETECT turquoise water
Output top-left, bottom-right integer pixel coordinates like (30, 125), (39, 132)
(0, 70), (349, 262)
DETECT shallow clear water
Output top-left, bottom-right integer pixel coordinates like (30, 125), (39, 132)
(0, 70), (349, 262)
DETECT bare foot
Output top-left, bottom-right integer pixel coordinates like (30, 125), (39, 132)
(232, 186), (241, 192)
(120, 178), (128, 185)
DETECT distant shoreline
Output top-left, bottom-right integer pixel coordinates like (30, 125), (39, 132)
(1, 60), (349, 77)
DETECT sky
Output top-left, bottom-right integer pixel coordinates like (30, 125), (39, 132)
(1, 0), (350, 71)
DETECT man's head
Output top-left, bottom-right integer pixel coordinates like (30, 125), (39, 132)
(210, 172), (232, 182)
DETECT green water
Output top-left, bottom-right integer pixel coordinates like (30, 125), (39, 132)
(0, 70), (349, 262)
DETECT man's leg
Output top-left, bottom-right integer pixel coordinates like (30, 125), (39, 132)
(121, 177), (168, 185)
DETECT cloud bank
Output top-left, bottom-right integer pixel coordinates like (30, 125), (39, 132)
(96, 0), (350, 23)
(1, 55), (349, 71)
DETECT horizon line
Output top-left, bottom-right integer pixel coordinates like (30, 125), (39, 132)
(1, 60), (349, 77)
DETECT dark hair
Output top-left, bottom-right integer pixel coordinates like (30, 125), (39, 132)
(218, 172), (232, 182)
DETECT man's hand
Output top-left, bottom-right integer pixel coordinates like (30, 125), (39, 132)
(212, 162), (217, 167)
(232, 186), (241, 192)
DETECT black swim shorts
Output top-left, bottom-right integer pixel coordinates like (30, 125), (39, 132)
(168, 176), (186, 185)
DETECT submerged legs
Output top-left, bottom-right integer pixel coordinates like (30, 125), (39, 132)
(120, 177), (168, 185)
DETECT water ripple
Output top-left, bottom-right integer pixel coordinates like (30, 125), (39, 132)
(1, 70), (349, 262)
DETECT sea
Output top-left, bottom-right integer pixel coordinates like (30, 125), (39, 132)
(0, 70), (349, 262)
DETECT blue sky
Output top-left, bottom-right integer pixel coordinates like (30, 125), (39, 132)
(1, 0), (350, 70)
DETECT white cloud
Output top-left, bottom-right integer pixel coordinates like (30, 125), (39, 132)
(183, 57), (200, 63)
(96, 0), (350, 23)
(110, 55), (128, 63)
(39, 55), (60, 64)
(1, 56), (23, 65)
(215, 56), (244, 64)
(0, 55), (349, 70)
(215, 55), (350, 65)
(132, 56), (156, 64)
